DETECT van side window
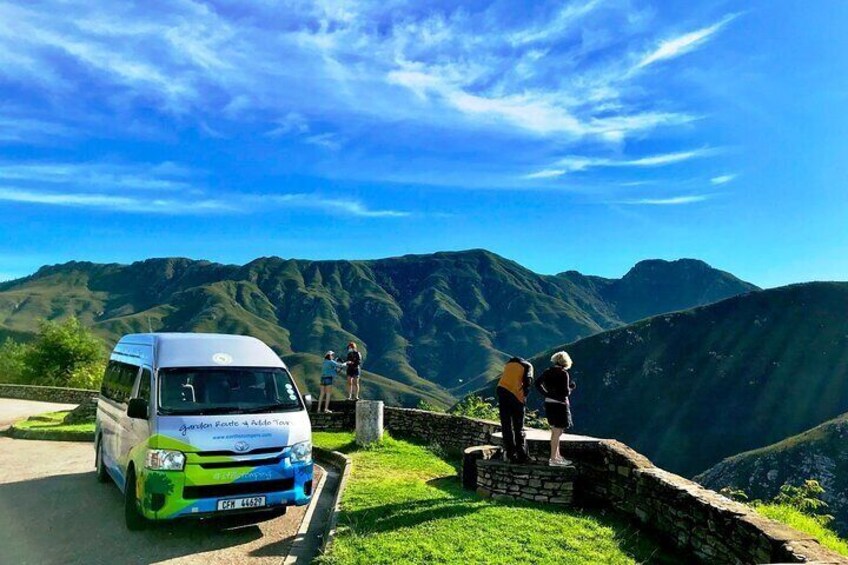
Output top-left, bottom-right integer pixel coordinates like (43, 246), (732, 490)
(137, 368), (152, 403)
(100, 361), (139, 404)
(101, 361), (119, 402)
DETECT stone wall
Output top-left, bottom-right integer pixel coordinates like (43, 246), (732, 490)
(467, 446), (576, 505)
(63, 397), (99, 424)
(0, 384), (98, 405)
(310, 411), (356, 432)
(514, 436), (847, 564)
(383, 407), (499, 455)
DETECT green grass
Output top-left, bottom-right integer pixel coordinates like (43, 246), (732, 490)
(9, 410), (94, 441)
(313, 431), (676, 564)
(754, 504), (848, 557)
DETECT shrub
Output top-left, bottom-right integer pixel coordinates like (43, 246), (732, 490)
(773, 479), (834, 525)
(416, 399), (446, 413)
(0, 338), (28, 384)
(449, 394), (499, 421)
(21, 318), (106, 389)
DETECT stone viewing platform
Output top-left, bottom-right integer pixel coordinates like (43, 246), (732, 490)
(492, 428), (601, 461)
(468, 445), (577, 505)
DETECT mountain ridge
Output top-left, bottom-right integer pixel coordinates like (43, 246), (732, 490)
(487, 281), (848, 477)
(696, 412), (848, 535)
(0, 249), (758, 407)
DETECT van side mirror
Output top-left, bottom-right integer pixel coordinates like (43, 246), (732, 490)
(302, 394), (313, 410)
(127, 398), (149, 420)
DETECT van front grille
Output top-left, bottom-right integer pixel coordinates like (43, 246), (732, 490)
(183, 478), (295, 499)
(198, 446), (284, 457)
(198, 456), (284, 469)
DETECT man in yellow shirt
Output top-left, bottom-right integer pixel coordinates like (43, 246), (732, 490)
(496, 356), (534, 463)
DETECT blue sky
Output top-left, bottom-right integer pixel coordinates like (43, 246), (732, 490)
(1, 0), (846, 288)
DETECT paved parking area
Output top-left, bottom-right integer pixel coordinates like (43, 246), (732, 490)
(0, 398), (321, 565)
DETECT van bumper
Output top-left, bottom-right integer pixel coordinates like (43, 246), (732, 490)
(137, 461), (314, 520)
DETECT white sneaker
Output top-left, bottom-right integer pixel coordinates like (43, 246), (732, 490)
(549, 458), (572, 467)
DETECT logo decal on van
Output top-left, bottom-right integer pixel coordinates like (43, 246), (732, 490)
(212, 353), (233, 365)
(234, 441), (250, 453)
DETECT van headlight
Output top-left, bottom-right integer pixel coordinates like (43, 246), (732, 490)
(290, 441), (312, 464)
(145, 449), (186, 471)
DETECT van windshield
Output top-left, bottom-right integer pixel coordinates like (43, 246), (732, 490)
(158, 367), (303, 415)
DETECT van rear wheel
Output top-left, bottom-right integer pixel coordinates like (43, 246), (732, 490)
(124, 468), (149, 531)
(95, 438), (109, 483)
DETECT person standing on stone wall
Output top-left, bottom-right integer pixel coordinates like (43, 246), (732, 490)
(535, 350), (576, 466)
(346, 341), (363, 401)
(318, 351), (347, 414)
(496, 356), (534, 464)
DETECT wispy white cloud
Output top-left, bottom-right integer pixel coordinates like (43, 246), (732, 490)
(636, 14), (739, 69)
(0, 161), (194, 191)
(524, 169), (567, 180)
(270, 194), (410, 218)
(304, 133), (343, 151)
(509, 0), (606, 46)
(526, 148), (715, 178)
(0, 1), (738, 191)
(710, 173), (737, 185)
(618, 195), (712, 206)
(265, 112), (310, 138)
(0, 116), (76, 143)
(0, 187), (232, 214)
(0, 2), (716, 143)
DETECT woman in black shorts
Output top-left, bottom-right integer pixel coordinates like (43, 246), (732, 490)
(535, 351), (576, 466)
(346, 342), (363, 401)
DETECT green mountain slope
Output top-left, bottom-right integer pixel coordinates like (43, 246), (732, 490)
(696, 413), (848, 535)
(504, 282), (848, 477)
(0, 250), (757, 407)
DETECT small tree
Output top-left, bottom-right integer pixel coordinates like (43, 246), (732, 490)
(773, 479), (834, 525)
(22, 318), (105, 389)
(0, 338), (28, 384)
(449, 395), (500, 421)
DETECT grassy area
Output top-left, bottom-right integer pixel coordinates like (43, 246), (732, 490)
(754, 504), (848, 557)
(313, 431), (676, 565)
(8, 410), (94, 441)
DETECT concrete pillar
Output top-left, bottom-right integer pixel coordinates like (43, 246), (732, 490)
(355, 400), (384, 446)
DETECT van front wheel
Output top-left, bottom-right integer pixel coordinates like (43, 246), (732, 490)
(95, 438), (109, 483)
(124, 468), (149, 531)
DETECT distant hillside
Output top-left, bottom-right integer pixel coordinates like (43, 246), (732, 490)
(477, 282), (848, 477)
(696, 413), (848, 535)
(561, 258), (760, 323)
(0, 250), (756, 407)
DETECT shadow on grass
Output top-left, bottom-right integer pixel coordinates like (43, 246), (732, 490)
(340, 494), (484, 536)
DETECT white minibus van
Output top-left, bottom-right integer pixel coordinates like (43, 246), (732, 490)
(95, 333), (314, 530)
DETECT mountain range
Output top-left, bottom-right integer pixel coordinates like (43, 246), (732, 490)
(0, 249), (756, 407)
(501, 282), (848, 478)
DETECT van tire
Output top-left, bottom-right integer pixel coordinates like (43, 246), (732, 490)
(124, 468), (149, 531)
(95, 437), (109, 483)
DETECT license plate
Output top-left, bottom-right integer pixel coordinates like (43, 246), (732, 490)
(216, 496), (267, 511)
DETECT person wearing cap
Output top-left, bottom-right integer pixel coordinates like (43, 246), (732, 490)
(345, 342), (363, 401)
(318, 351), (347, 413)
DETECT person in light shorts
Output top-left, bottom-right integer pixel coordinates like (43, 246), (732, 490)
(318, 351), (347, 413)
